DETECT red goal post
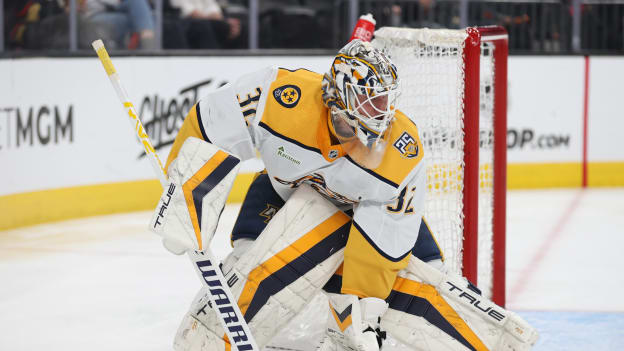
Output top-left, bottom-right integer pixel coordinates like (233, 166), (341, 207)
(373, 26), (508, 307)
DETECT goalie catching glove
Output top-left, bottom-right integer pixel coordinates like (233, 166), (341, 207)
(150, 137), (240, 254)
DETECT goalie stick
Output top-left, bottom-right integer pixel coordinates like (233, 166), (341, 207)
(91, 39), (259, 351)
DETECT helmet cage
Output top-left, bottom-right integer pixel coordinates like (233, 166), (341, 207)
(344, 81), (399, 143)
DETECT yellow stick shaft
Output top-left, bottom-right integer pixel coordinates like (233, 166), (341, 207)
(92, 39), (167, 188)
(90, 39), (259, 351)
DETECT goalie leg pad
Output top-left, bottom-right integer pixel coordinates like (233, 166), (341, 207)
(173, 290), (227, 351)
(174, 185), (350, 348)
(381, 256), (539, 351)
(233, 185), (351, 345)
(150, 137), (240, 253)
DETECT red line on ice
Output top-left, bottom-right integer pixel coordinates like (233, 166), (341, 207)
(509, 190), (584, 301)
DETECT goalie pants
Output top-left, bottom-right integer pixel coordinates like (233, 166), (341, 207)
(231, 172), (443, 296)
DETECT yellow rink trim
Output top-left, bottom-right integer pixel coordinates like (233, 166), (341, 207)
(2, 161), (623, 231)
(587, 162), (624, 187)
(0, 173), (256, 231)
(508, 161), (624, 189)
(507, 162), (583, 188)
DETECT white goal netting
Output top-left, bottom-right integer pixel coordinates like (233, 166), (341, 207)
(373, 27), (497, 298)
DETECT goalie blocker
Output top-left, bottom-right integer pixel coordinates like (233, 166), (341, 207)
(150, 136), (240, 254)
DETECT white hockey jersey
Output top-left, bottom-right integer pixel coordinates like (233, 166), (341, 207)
(166, 66), (427, 298)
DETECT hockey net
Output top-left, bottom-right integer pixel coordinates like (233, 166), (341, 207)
(372, 26), (508, 305)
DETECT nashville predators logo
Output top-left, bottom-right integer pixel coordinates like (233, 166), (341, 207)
(273, 84), (301, 108)
(259, 204), (280, 223)
(274, 174), (357, 204)
(393, 132), (419, 159)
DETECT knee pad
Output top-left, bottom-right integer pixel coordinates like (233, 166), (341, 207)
(322, 293), (388, 351)
(173, 289), (228, 351)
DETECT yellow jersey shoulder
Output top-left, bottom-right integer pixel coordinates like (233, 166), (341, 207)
(373, 110), (425, 186)
(259, 68), (327, 149)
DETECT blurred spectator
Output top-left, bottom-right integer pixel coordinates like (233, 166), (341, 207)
(579, 3), (624, 51)
(472, 2), (532, 50)
(165, 0), (245, 49)
(364, 0), (448, 32)
(405, 0), (447, 29)
(258, 0), (320, 48)
(5, 0), (69, 49)
(4, 0), (156, 50)
(301, 0), (334, 48)
(480, 6), (530, 27)
(79, 0), (157, 50)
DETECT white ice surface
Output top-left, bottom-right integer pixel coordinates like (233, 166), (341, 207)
(1, 188), (623, 350)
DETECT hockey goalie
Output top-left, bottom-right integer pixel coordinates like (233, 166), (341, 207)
(149, 38), (539, 350)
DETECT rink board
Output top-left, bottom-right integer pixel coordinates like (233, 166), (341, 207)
(1, 55), (623, 229)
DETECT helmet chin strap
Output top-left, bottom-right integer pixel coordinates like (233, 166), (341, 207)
(328, 107), (388, 170)
(360, 124), (384, 149)
(331, 106), (391, 148)
(365, 135), (378, 148)
(329, 107), (358, 140)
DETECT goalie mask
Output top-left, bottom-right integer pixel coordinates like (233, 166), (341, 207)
(322, 39), (400, 169)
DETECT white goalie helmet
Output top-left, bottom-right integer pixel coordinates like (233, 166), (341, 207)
(322, 39), (400, 169)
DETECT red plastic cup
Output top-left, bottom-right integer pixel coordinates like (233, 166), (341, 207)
(349, 14), (376, 42)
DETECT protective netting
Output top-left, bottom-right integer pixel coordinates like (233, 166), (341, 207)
(373, 28), (497, 298)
